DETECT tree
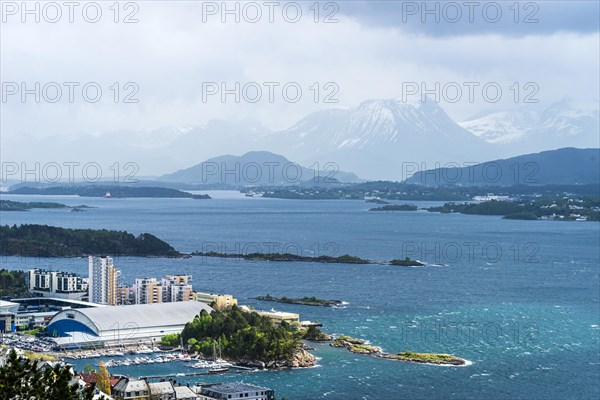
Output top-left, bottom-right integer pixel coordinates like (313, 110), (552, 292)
(0, 349), (98, 399)
(160, 333), (180, 347)
(95, 361), (111, 396)
(83, 363), (95, 374)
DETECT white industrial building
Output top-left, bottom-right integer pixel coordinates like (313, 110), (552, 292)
(46, 301), (212, 349)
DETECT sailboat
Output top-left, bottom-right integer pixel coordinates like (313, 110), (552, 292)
(207, 340), (230, 374)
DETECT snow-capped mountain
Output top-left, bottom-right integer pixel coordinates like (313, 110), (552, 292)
(264, 97), (493, 179)
(459, 110), (539, 144)
(2, 97), (596, 181)
(460, 99), (599, 153)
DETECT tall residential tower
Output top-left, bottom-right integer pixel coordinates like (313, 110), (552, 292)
(88, 256), (119, 305)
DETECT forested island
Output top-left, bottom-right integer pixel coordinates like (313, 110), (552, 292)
(0, 224), (180, 257)
(178, 306), (315, 369)
(192, 251), (370, 264)
(369, 204), (418, 212)
(255, 295), (343, 307)
(0, 200), (68, 211)
(427, 198), (600, 221)
(8, 185), (211, 199)
(0, 200), (96, 212)
(194, 251), (432, 267)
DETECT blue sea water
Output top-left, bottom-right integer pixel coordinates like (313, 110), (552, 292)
(1, 191), (599, 399)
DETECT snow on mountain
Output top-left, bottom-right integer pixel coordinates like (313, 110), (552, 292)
(263, 97), (492, 179)
(459, 110), (539, 144)
(460, 99), (599, 152)
(3, 96), (596, 181)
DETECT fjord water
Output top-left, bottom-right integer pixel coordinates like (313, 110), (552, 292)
(1, 192), (599, 400)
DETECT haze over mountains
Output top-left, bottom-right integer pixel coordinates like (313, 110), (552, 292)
(460, 98), (599, 151)
(2, 97), (597, 181)
(406, 147), (600, 186)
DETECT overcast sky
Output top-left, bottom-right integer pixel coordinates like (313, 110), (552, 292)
(1, 0), (599, 139)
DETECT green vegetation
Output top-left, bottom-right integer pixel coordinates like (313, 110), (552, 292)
(427, 197), (600, 221)
(302, 326), (332, 341)
(255, 295), (343, 307)
(328, 335), (467, 366)
(181, 306), (301, 363)
(255, 182), (600, 201)
(9, 185), (211, 199)
(383, 351), (465, 365)
(0, 224), (180, 257)
(0, 269), (28, 297)
(331, 336), (382, 354)
(389, 257), (424, 267)
(365, 199), (389, 204)
(0, 349), (100, 399)
(193, 251), (370, 264)
(0, 200), (68, 211)
(369, 204), (418, 211)
(160, 333), (181, 347)
(503, 212), (539, 220)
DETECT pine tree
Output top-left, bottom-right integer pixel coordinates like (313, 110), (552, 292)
(0, 349), (98, 400)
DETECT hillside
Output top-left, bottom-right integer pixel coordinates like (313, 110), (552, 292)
(405, 148), (600, 186)
(0, 224), (180, 257)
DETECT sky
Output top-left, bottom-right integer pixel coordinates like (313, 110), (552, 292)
(1, 0), (599, 140)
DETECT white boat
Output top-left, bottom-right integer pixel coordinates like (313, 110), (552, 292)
(135, 346), (153, 354)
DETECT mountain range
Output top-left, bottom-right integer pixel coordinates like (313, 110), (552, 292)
(406, 147), (600, 186)
(2, 97), (597, 181)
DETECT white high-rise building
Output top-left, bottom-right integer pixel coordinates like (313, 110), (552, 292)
(162, 275), (193, 303)
(88, 256), (119, 305)
(134, 278), (163, 304)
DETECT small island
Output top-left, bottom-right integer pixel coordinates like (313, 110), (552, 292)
(255, 295), (344, 307)
(8, 185), (211, 199)
(330, 335), (466, 366)
(369, 204), (418, 212)
(0, 200), (68, 211)
(389, 257), (424, 267)
(331, 336), (382, 354)
(192, 251), (370, 264)
(365, 199), (390, 205)
(379, 351), (466, 366)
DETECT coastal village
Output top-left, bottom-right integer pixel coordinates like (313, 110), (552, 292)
(1, 256), (468, 399)
(0, 256), (312, 399)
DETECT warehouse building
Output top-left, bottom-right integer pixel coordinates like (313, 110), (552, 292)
(47, 301), (212, 349)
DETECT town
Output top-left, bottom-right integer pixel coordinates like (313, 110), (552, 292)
(0, 256), (307, 399)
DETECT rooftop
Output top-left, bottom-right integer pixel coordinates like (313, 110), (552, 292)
(113, 378), (148, 392)
(49, 301), (212, 332)
(203, 382), (271, 394)
(148, 381), (175, 394)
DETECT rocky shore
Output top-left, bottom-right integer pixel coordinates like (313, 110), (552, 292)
(238, 348), (317, 369)
(330, 335), (466, 366)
